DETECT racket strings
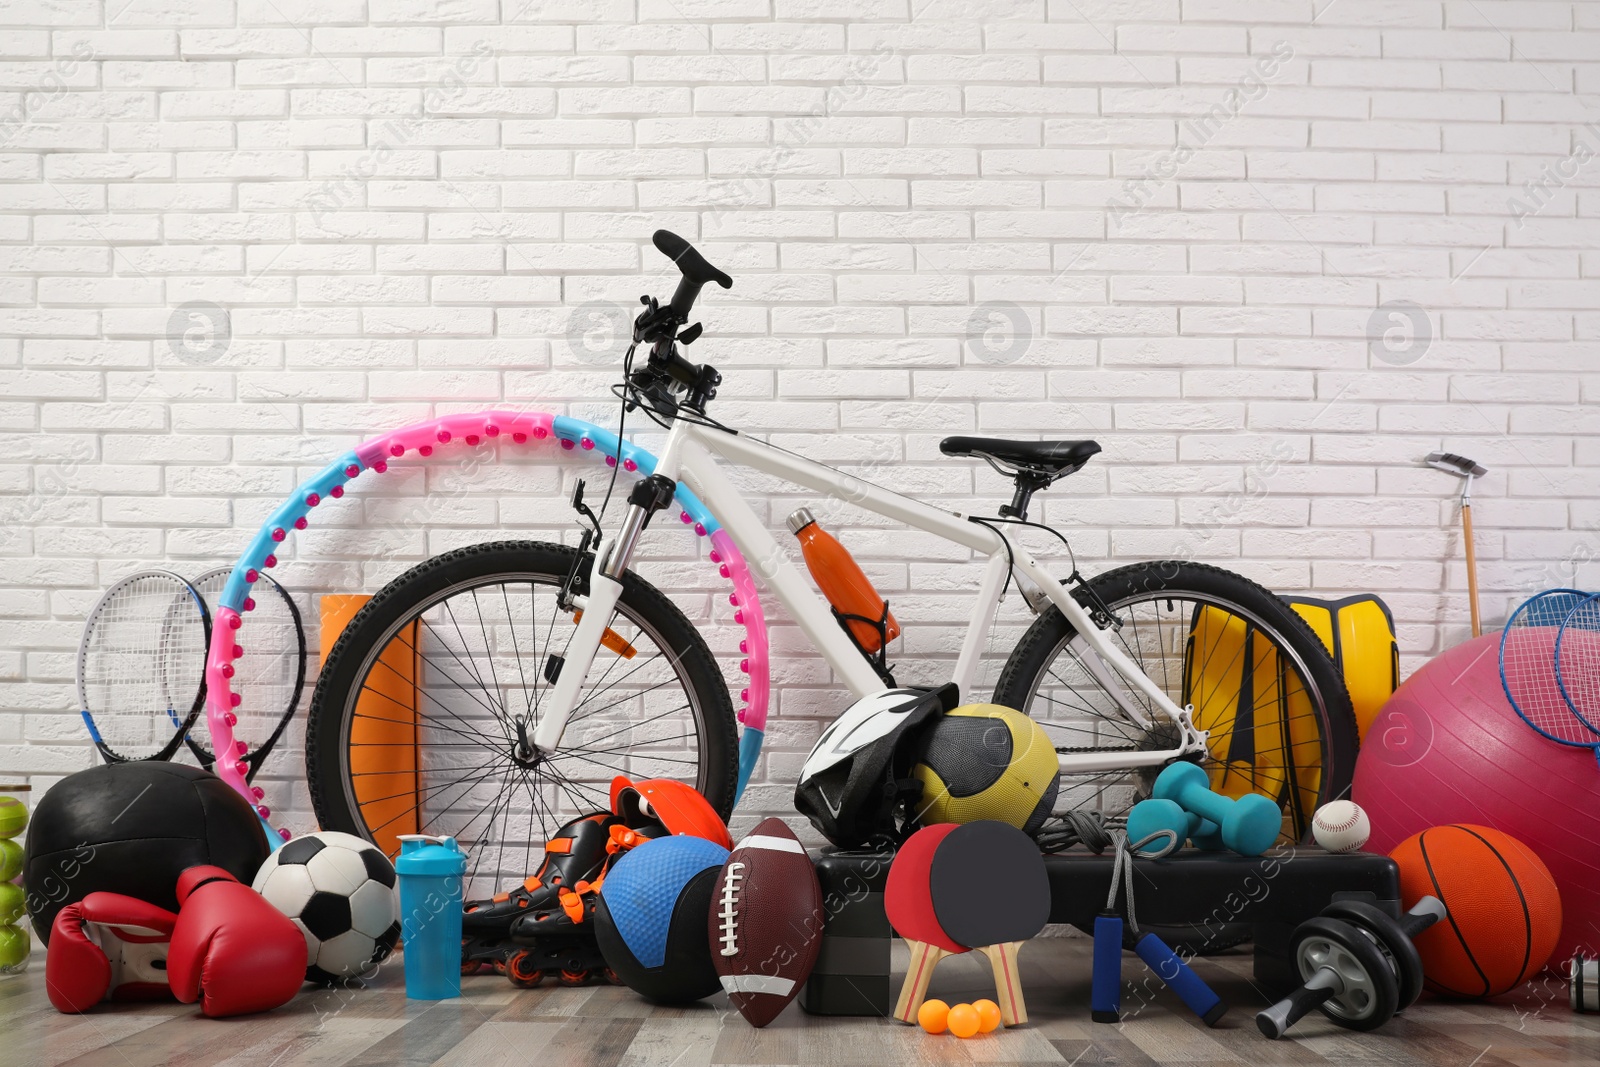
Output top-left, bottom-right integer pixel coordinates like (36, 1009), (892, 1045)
(82, 574), (206, 754)
(195, 569), (305, 768)
(1502, 590), (1593, 743)
(1555, 594), (1600, 735)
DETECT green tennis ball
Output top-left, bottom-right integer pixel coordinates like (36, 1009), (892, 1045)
(0, 883), (21, 925)
(0, 840), (20, 883)
(0, 797), (23, 840)
(0, 924), (27, 970)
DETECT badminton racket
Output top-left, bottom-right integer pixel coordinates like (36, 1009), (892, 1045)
(1554, 591), (1600, 742)
(77, 570), (211, 763)
(189, 567), (307, 783)
(1500, 588), (1600, 763)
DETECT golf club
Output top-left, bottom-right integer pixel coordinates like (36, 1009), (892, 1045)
(1426, 451), (1488, 637)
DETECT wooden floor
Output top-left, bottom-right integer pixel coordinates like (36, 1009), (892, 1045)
(5, 937), (1598, 1067)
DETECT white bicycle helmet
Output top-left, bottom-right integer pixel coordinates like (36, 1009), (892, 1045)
(794, 684), (957, 849)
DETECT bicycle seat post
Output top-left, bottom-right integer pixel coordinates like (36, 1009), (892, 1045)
(1002, 471), (1052, 521)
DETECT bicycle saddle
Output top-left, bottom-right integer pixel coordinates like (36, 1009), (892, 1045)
(940, 436), (1101, 478)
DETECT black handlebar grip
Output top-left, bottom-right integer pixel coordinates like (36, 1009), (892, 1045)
(1397, 895), (1446, 939)
(653, 229), (732, 321)
(652, 230), (732, 288)
(1255, 967), (1341, 1039)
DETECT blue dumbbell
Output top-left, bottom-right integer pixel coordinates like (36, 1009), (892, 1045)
(1151, 763), (1280, 857)
(1127, 798), (1225, 854)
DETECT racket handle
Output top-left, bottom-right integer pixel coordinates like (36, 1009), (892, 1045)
(977, 942), (1027, 1027)
(1092, 913), (1122, 1023)
(893, 939), (948, 1024)
(1134, 932), (1227, 1027)
(80, 710), (105, 745)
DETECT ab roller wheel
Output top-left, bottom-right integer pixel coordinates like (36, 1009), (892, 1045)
(1257, 896), (1445, 1040)
(1322, 899), (1430, 1011)
(1279, 917), (1398, 1034)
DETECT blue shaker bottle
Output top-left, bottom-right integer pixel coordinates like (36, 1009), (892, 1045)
(395, 834), (467, 1000)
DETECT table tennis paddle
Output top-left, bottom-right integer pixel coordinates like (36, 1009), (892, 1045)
(928, 820), (1050, 1027)
(885, 822), (964, 1023)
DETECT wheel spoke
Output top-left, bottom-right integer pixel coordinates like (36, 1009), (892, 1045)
(366, 628), (510, 734)
(352, 681), (507, 759)
(321, 545), (729, 893)
(468, 587), (510, 728)
(364, 752), (508, 834)
(501, 582), (537, 722)
(554, 703), (693, 753)
(1002, 575), (1342, 847)
(438, 597), (506, 723)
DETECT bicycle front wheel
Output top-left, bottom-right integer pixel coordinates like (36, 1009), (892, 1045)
(995, 560), (1358, 844)
(307, 541), (737, 897)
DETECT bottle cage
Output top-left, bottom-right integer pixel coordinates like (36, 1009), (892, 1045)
(830, 600), (897, 688)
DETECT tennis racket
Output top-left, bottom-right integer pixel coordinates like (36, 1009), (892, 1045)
(189, 567), (307, 783)
(1500, 588), (1600, 763)
(1555, 591), (1600, 741)
(77, 570), (211, 764)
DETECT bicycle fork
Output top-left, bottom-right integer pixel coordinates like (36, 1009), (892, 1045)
(531, 474), (678, 756)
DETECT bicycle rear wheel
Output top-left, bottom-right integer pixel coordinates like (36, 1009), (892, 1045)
(994, 561), (1358, 952)
(307, 541), (737, 898)
(997, 560), (1357, 838)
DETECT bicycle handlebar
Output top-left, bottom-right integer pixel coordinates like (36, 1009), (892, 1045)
(653, 229), (732, 320)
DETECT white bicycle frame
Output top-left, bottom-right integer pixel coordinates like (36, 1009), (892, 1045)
(534, 416), (1208, 774)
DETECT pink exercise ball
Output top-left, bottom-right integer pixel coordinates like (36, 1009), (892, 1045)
(1354, 633), (1600, 968)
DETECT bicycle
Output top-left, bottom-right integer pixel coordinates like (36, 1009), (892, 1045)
(306, 231), (1357, 900)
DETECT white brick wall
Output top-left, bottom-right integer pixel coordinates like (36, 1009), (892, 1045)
(3, 1), (1599, 831)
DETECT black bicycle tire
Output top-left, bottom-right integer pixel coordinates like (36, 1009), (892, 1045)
(306, 540), (740, 847)
(995, 560), (1358, 956)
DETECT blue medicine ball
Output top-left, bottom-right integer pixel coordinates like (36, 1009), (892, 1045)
(595, 835), (728, 1003)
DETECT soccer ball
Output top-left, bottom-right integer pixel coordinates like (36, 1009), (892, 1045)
(252, 830), (400, 983)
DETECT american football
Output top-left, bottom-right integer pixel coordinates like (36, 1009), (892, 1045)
(709, 817), (825, 1028)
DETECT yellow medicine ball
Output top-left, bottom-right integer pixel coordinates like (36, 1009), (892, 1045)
(910, 704), (1059, 831)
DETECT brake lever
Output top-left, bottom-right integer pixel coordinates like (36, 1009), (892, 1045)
(569, 478), (602, 540)
(677, 322), (702, 346)
(634, 294), (680, 344)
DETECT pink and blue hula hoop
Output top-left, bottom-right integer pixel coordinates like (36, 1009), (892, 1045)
(207, 409), (770, 845)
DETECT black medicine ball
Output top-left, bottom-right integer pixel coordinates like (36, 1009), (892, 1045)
(24, 761), (270, 942)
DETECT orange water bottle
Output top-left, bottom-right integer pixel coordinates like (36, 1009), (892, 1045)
(788, 508), (900, 653)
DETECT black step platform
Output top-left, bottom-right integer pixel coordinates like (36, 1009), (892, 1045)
(801, 847), (895, 1018)
(801, 847), (1401, 1016)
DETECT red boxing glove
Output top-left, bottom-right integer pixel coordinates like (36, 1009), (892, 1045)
(47, 893), (179, 1014)
(168, 865), (307, 1018)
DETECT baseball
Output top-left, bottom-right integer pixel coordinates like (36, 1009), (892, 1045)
(1312, 800), (1371, 853)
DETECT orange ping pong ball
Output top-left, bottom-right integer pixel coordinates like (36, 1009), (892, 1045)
(947, 1003), (981, 1039)
(973, 999), (1001, 1033)
(918, 999), (950, 1034)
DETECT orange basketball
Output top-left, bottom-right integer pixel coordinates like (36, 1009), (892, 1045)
(1389, 824), (1562, 998)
